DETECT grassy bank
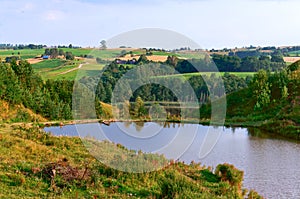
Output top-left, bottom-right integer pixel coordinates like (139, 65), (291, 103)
(220, 85), (300, 139)
(0, 124), (262, 198)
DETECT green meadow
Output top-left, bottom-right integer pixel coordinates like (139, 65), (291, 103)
(0, 48), (123, 60)
(32, 59), (104, 80)
(58, 48), (123, 60)
(0, 49), (44, 59)
(32, 59), (67, 70)
(155, 72), (256, 79)
(288, 50), (300, 56)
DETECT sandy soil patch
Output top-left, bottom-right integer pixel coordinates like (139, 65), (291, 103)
(75, 56), (85, 60)
(284, 57), (300, 63)
(26, 58), (43, 64)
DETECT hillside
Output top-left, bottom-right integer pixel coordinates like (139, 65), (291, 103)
(211, 61), (300, 139)
(0, 100), (46, 123)
(225, 93), (300, 139)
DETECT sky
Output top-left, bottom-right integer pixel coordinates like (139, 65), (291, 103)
(0, 0), (300, 49)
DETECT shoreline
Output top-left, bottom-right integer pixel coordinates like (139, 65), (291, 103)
(5, 117), (298, 141)
(4, 117), (268, 129)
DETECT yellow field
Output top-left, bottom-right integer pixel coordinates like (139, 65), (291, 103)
(283, 57), (300, 63)
(119, 54), (168, 62)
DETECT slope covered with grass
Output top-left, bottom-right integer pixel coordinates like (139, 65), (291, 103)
(0, 100), (46, 123)
(0, 125), (261, 198)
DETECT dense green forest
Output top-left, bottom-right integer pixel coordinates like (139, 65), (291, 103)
(212, 53), (285, 72)
(0, 60), (73, 121)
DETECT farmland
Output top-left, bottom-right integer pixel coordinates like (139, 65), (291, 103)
(32, 59), (104, 80)
(0, 48), (124, 61)
(284, 56), (300, 64)
(1, 48), (211, 80)
(287, 50), (300, 57)
(0, 48), (120, 80)
(155, 72), (256, 79)
(57, 48), (124, 60)
(0, 47), (276, 81)
(0, 49), (44, 59)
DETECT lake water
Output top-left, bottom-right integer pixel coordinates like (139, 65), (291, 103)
(44, 122), (300, 199)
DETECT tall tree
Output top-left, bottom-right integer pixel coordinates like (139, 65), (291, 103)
(251, 70), (271, 109)
(100, 40), (107, 50)
(65, 52), (74, 60)
(134, 96), (147, 117)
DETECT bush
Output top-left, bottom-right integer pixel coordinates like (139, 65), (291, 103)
(215, 163), (243, 188)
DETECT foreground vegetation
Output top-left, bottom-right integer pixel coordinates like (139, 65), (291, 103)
(0, 124), (261, 198)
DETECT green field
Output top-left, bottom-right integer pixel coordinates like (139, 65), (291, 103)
(32, 59), (67, 70)
(0, 49), (44, 59)
(287, 50), (300, 56)
(176, 52), (206, 59)
(19, 48), (123, 80)
(150, 51), (177, 56)
(131, 50), (206, 59)
(0, 48), (124, 61)
(155, 72), (255, 79)
(58, 48), (123, 59)
(32, 59), (80, 79)
(32, 59), (104, 80)
(131, 49), (146, 55)
(75, 63), (104, 80)
(0, 47), (207, 63)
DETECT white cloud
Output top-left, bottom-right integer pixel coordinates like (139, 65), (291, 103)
(24, 2), (35, 10)
(44, 10), (66, 21)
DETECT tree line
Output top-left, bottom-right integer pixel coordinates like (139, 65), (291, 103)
(0, 44), (46, 50)
(0, 60), (73, 121)
(0, 43), (80, 50)
(164, 52), (285, 73)
(44, 48), (75, 60)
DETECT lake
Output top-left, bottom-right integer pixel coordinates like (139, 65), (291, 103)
(44, 122), (300, 198)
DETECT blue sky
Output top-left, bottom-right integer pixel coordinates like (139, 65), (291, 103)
(0, 0), (299, 49)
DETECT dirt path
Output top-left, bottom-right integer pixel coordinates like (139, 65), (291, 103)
(8, 119), (101, 128)
(58, 62), (88, 75)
